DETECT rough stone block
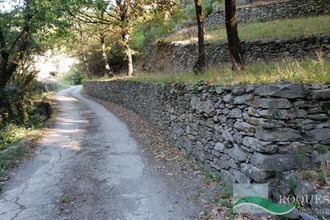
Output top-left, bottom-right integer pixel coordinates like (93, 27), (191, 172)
(248, 98), (291, 109)
(241, 163), (271, 182)
(255, 127), (302, 142)
(234, 122), (256, 133)
(242, 136), (275, 153)
(229, 109), (242, 119)
(254, 83), (309, 99)
(225, 145), (249, 162)
(307, 128), (330, 141)
(308, 89), (330, 100)
(251, 153), (311, 171)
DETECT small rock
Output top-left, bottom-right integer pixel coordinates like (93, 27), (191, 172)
(190, 96), (201, 110)
(278, 142), (307, 153)
(225, 145), (248, 162)
(222, 129), (234, 142)
(221, 169), (235, 183)
(233, 133), (243, 144)
(310, 190), (330, 210)
(241, 163), (271, 182)
(233, 95), (247, 104)
(215, 86), (225, 94)
(232, 86), (246, 95)
(214, 142), (225, 152)
(294, 180), (314, 197)
(201, 100), (215, 115)
(229, 109), (242, 118)
(242, 137), (275, 153)
(223, 94), (233, 103)
(234, 122), (256, 133)
(232, 169), (251, 183)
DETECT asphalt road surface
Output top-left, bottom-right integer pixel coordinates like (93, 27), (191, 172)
(0, 86), (200, 220)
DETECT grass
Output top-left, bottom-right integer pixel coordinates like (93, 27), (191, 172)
(0, 95), (55, 190)
(119, 59), (330, 85)
(0, 122), (51, 191)
(0, 143), (26, 190)
(0, 125), (27, 151)
(165, 15), (330, 43)
(58, 194), (75, 204)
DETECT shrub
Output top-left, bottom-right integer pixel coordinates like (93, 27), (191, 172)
(63, 66), (87, 85)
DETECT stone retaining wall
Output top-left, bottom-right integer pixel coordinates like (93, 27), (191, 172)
(205, 0), (330, 27)
(84, 81), (330, 185)
(143, 35), (330, 73)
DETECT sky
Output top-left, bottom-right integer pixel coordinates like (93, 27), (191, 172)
(0, 0), (22, 12)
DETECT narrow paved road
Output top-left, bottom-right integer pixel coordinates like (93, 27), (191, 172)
(0, 86), (198, 220)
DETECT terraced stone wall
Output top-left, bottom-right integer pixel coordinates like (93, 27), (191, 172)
(143, 35), (330, 73)
(84, 81), (330, 186)
(205, 0), (330, 27)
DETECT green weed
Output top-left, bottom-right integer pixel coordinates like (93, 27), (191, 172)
(128, 59), (330, 85)
(165, 15), (330, 43)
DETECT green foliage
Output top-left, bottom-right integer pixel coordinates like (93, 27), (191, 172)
(130, 11), (180, 55)
(62, 66), (87, 85)
(59, 194), (75, 204)
(255, 16), (267, 23)
(216, 184), (233, 209)
(108, 44), (126, 73)
(319, 170), (327, 185)
(288, 176), (297, 191)
(183, 3), (196, 21)
(0, 144), (25, 175)
(0, 67), (47, 126)
(275, 171), (284, 179)
(165, 15), (330, 43)
(181, 0), (222, 21)
(0, 0), (72, 56)
(129, 59), (330, 85)
(0, 125), (27, 151)
(316, 145), (328, 154)
(301, 170), (313, 180)
(192, 80), (205, 94)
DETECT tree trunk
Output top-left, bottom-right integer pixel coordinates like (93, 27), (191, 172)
(225, 0), (244, 71)
(99, 33), (113, 77)
(194, 0), (206, 74)
(81, 53), (91, 78)
(117, 1), (133, 77)
(121, 27), (133, 76)
(124, 36), (133, 77)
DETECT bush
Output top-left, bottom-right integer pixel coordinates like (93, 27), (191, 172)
(62, 66), (87, 85)
(0, 125), (27, 151)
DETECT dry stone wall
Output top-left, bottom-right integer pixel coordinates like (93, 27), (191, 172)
(84, 81), (330, 185)
(205, 0), (330, 27)
(143, 35), (330, 73)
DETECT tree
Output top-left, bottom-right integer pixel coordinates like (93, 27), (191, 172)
(0, 0), (69, 88)
(225, 0), (244, 70)
(0, 0), (31, 88)
(193, 0), (206, 73)
(66, 0), (157, 77)
(115, 0), (134, 76)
